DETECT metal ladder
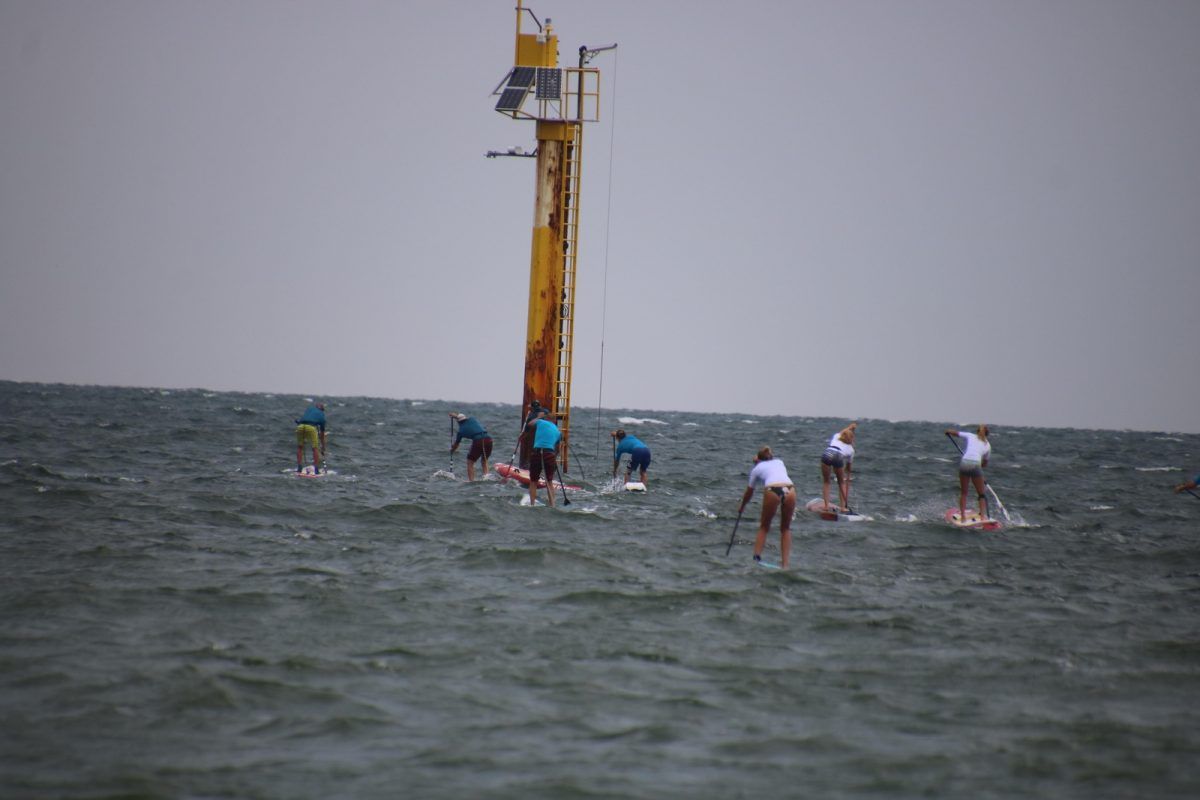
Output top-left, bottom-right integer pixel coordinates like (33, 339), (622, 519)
(553, 123), (583, 467)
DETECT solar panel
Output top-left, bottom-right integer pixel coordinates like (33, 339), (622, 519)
(495, 86), (530, 112)
(508, 66), (537, 89)
(535, 68), (562, 100)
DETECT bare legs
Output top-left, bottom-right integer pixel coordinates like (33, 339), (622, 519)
(958, 472), (987, 518)
(752, 489), (796, 568)
(528, 453), (555, 508)
(821, 464), (848, 510)
(297, 444), (321, 473)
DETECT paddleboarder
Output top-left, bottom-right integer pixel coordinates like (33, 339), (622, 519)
(1174, 472), (1200, 494)
(449, 412), (493, 481)
(611, 429), (652, 486)
(738, 446), (797, 569)
(518, 399), (544, 469)
(525, 409), (561, 507)
(820, 422), (856, 512)
(945, 425), (991, 522)
(294, 402), (327, 474)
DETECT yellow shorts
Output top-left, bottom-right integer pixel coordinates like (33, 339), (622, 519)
(296, 424), (320, 448)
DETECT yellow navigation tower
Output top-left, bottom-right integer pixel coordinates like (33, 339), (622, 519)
(491, 2), (610, 471)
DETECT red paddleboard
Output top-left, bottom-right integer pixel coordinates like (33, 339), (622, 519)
(944, 508), (1002, 531)
(495, 464), (582, 490)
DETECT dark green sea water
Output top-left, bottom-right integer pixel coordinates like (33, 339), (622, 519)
(1, 381), (1198, 799)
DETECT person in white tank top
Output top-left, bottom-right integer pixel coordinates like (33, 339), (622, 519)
(739, 446), (797, 568)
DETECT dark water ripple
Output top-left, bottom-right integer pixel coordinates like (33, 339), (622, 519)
(1, 381), (1199, 798)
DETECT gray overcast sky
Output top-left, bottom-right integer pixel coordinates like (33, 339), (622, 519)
(2, 0), (1198, 432)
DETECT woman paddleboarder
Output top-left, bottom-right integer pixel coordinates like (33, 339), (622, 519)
(945, 425), (991, 522)
(820, 422), (857, 512)
(738, 447), (797, 568)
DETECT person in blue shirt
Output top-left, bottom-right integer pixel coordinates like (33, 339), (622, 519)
(611, 429), (652, 486)
(518, 399), (544, 469)
(294, 402), (326, 473)
(450, 412), (493, 481)
(524, 410), (562, 507)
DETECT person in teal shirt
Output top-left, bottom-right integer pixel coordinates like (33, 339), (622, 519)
(611, 429), (652, 486)
(525, 411), (562, 507)
(450, 412), (493, 481)
(294, 402), (326, 473)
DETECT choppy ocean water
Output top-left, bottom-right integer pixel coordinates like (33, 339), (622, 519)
(1, 380), (1198, 799)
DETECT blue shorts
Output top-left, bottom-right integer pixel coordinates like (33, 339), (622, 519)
(627, 446), (651, 472)
(821, 448), (848, 469)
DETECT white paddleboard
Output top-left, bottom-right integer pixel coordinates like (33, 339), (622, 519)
(295, 466), (325, 478)
(624, 481), (646, 492)
(804, 498), (868, 522)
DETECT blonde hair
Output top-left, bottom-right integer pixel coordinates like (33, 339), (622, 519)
(755, 446), (773, 462)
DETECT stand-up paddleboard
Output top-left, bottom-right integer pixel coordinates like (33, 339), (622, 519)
(804, 498), (868, 522)
(624, 481), (647, 492)
(944, 508), (1002, 531)
(295, 465), (324, 478)
(495, 464), (582, 490)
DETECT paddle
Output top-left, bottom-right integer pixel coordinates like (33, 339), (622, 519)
(844, 464), (853, 514)
(499, 408), (529, 484)
(448, 416), (456, 477)
(1185, 489), (1200, 501)
(986, 484), (1012, 522)
(554, 460), (571, 506)
(725, 508), (744, 556)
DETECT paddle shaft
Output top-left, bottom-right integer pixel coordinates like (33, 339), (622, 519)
(725, 509), (744, 556)
(500, 411), (528, 484)
(449, 418), (456, 474)
(555, 458), (571, 506)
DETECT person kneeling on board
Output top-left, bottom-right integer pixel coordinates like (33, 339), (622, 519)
(525, 410), (562, 507)
(294, 402), (326, 474)
(945, 425), (991, 521)
(449, 412), (493, 481)
(611, 428), (651, 487)
(739, 447), (797, 569)
(820, 422), (856, 511)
